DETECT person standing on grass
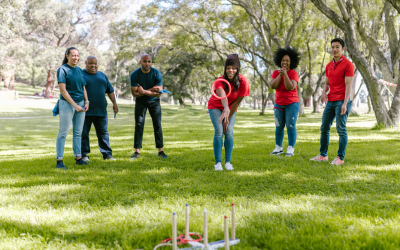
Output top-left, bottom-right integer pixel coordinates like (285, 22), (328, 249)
(130, 54), (168, 160)
(81, 56), (118, 162)
(56, 47), (89, 169)
(310, 38), (354, 165)
(208, 54), (250, 171)
(269, 46), (301, 157)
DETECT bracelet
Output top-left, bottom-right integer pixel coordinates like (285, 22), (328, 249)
(85, 101), (90, 104)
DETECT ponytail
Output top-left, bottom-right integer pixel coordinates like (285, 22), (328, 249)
(62, 47), (79, 66)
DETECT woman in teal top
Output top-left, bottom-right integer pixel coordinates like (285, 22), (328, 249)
(55, 47), (90, 169)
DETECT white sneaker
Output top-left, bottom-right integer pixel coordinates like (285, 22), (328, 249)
(270, 145), (283, 155)
(82, 156), (90, 162)
(225, 162), (234, 170)
(214, 162), (223, 171)
(104, 156), (116, 161)
(286, 146), (294, 157)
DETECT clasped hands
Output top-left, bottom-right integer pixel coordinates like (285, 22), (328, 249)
(278, 67), (288, 76)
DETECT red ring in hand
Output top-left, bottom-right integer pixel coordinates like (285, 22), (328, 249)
(211, 79), (232, 100)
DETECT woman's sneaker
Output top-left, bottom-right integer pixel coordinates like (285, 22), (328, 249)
(310, 155), (328, 161)
(330, 156), (344, 165)
(270, 145), (283, 155)
(286, 146), (294, 157)
(225, 162), (234, 170)
(104, 155), (116, 161)
(56, 160), (67, 170)
(76, 158), (89, 165)
(214, 162), (223, 171)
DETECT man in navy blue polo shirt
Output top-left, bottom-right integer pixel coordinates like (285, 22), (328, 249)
(81, 56), (118, 161)
(130, 54), (168, 159)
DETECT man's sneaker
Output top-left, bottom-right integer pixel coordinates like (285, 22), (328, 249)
(82, 156), (90, 162)
(214, 162), (223, 171)
(225, 162), (234, 170)
(56, 160), (67, 170)
(131, 152), (140, 160)
(158, 151), (168, 159)
(286, 146), (294, 157)
(330, 156), (344, 165)
(270, 145), (283, 155)
(310, 155), (329, 161)
(76, 158), (89, 165)
(104, 156), (116, 161)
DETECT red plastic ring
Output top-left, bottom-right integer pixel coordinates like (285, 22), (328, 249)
(211, 79), (232, 100)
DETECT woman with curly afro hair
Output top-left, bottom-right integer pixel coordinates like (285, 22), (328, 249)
(269, 46), (301, 157)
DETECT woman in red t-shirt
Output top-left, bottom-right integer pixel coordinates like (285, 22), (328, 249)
(269, 47), (301, 157)
(208, 54), (250, 171)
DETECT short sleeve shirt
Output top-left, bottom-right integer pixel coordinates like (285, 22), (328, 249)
(271, 69), (299, 105)
(130, 67), (162, 102)
(208, 75), (250, 110)
(82, 70), (114, 117)
(57, 64), (86, 103)
(325, 56), (355, 102)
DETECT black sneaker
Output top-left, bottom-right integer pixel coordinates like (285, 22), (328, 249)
(131, 152), (140, 160)
(158, 151), (168, 159)
(76, 158), (89, 165)
(56, 160), (67, 170)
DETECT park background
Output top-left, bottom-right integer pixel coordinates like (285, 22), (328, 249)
(1, 0), (400, 249)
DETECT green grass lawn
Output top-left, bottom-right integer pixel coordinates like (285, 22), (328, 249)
(1, 95), (400, 249)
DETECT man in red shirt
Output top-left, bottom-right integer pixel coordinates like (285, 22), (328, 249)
(310, 38), (354, 165)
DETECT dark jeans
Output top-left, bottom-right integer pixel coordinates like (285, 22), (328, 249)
(320, 100), (352, 160)
(274, 102), (299, 147)
(134, 99), (163, 149)
(81, 115), (112, 159)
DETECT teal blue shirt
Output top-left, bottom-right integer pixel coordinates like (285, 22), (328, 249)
(57, 64), (86, 103)
(130, 67), (162, 102)
(82, 70), (114, 117)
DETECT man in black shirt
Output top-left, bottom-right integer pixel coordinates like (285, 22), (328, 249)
(130, 54), (168, 159)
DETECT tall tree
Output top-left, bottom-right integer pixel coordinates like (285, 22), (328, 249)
(310, 0), (400, 126)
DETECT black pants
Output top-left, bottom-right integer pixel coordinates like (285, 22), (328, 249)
(134, 99), (164, 149)
(81, 115), (112, 159)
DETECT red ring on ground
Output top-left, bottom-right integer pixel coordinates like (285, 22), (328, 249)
(211, 79), (232, 100)
(161, 233), (203, 245)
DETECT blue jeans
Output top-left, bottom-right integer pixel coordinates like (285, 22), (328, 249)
(274, 102), (299, 147)
(81, 115), (112, 159)
(56, 99), (85, 160)
(209, 109), (237, 164)
(320, 100), (352, 160)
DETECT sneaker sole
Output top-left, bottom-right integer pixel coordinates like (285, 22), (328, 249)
(285, 154), (294, 157)
(270, 151), (283, 155)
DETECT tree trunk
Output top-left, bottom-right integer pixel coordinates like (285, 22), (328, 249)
(304, 98), (311, 107)
(178, 97), (185, 107)
(367, 94), (372, 113)
(31, 66), (36, 88)
(298, 87), (304, 115)
(45, 70), (54, 98)
(312, 97), (320, 113)
(8, 71), (15, 90)
(253, 96), (257, 109)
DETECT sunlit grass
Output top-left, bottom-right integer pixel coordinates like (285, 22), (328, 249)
(1, 90), (400, 249)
